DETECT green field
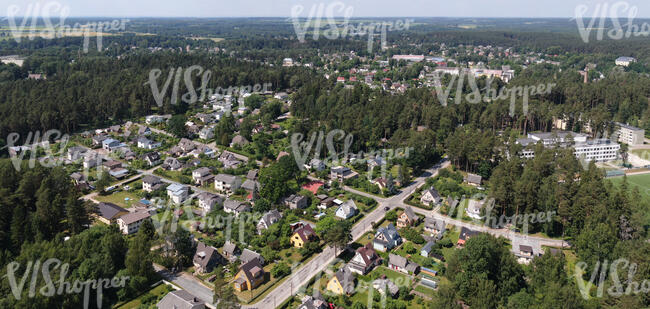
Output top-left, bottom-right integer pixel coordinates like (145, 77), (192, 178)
(116, 284), (172, 309)
(608, 173), (650, 200)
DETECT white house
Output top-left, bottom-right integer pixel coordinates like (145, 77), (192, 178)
(214, 174), (241, 194)
(117, 210), (152, 235)
(335, 200), (358, 219)
(167, 183), (190, 204)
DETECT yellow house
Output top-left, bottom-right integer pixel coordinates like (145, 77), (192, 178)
(290, 225), (316, 248)
(233, 259), (265, 292)
(326, 267), (355, 295)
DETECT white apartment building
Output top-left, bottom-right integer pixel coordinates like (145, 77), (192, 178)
(616, 122), (645, 146)
(517, 132), (620, 162)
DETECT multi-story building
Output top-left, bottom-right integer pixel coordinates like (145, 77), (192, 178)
(516, 132), (619, 162)
(616, 122), (645, 146)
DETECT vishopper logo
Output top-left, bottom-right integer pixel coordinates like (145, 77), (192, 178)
(295, 256), (414, 309)
(151, 199), (262, 245)
(290, 1), (413, 53)
(575, 258), (650, 299)
(3, 258), (129, 309)
(446, 193), (556, 235)
(574, 1), (650, 43)
(3, 1), (128, 53)
(144, 65), (272, 110)
(3, 130), (70, 172)
(432, 70), (556, 116)
(290, 129), (412, 181)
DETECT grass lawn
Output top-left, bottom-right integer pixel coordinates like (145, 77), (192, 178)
(116, 283), (172, 309)
(95, 190), (143, 208)
(608, 173), (650, 200)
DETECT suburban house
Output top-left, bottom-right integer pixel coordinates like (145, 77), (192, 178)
(318, 196), (336, 209)
(162, 157), (183, 171)
(347, 243), (380, 275)
(330, 166), (359, 182)
(284, 194), (308, 210)
(66, 146), (88, 161)
(466, 199), (484, 220)
(230, 135), (250, 148)
(514, 244), (541, 264)
(116, 210), (152, 235)
(214, 174), (242, 194)
(396, 206), (419, 228)
(137, 137), (161, 149)
(193, 242), (224, 274)
(457, 227), (480, 247)
(388, 253), (420, 275)
(464, 173), (482, 186)
(94, 202), (128, 224)
(373, 224), (402, 252)
(92, 135), (108, 147)
(306, 158), (326, 171)
(233, 259), (265, 292)
(298, 293), (327, 309)
(446, 196), (459, 210)
(218, 151), (248, 169)
(167, 183), (190, 204)
(102, 138), (124, 151)
(257, 210), (282, 234)
(178, 138), (196, 153)
(421, 241), (435, 257)
(246, 170), (258, 180)
(222, 241), (240, 262)
(420, 187), (442, 206)
(423, 217), (446, 236)
(239, 248), (264, 265)
(327, 267), (356, 295)
(335, 200), (358, 219)
(156, 290), (205, 309)
(137, 126), (151, 136)
(223, 199), (251, 216)
(192, 167), (214, 186)
(241, 179), (259, 193)
(142, 152), (161, 166)
(372, 278), (399, 297)
(199, 126), (214, 140)
(142, 175), (164, 192)
(197, 192), (223, 214)
(291, 224), (317, 248)
(371, 177), (388, 191)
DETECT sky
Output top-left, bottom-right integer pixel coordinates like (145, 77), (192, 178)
(2, 0), (650, 18)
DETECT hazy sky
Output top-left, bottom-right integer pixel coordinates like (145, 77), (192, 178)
(2, 0), (650, 18)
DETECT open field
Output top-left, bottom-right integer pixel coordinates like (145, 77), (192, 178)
(608, 173), (650, 200)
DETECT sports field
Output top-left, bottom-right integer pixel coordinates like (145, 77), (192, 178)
(608, 172), (650, 200)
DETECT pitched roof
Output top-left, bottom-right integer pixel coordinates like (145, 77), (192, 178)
(156, 290), (204, 309)
(193, 241), (222, 270)
(459, 227), (480, 241)
(424, 217), (446, 231)
(333, 267), (355, 294)
(223, 241), (238, 255)
(96, 202), (127, 220)
(142, 175), (162, 184)
(294, 225), (316, 243)
(118, 210), (151, 225)
(239, 258), (264, 282)
(214, 173), (239, 184)
(240, 248), (263, 264)
(403, 206), (417, 220)
(388, 253), (408, 268)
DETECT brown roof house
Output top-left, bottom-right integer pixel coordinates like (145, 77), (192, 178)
(291, 224), (317, 248)
(116, 210), (152, 235)
(396, 206), (419, 228)
(233, 259), (265, 292)
(94, 202), (129, 225)
(193, 242), (224, 274)
(347, 243), (380, 275)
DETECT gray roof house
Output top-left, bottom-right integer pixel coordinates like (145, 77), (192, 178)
(373, 223), (402, 252)
(285, 194), (308, 210)
(420, 187), (442, 206)
(335, 200), (358, 219)
(193, 241), (224, 274)
(223, 199), (250, 216)
(156, 290), (205, 309)
(423, 217), (446, 235)
(257, 210), (282, 234)
(388, 253), (420, 275)
(239, 248), (264, 265)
